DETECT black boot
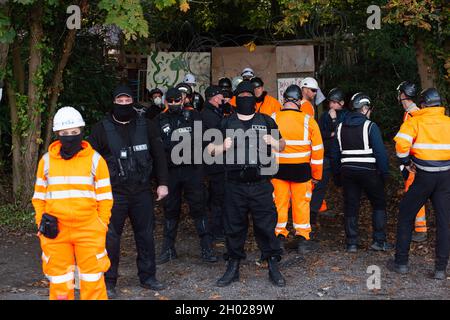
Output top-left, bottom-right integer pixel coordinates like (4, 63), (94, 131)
(216, 259), (240, 287)
(157, 219), (178, 265)
(277, 235), (286, 254)
(194, 217), (218, 263)
(268, 256), (286, 287)
(297, 236), (320, 254)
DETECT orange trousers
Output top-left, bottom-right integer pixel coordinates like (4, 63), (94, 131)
(272, 178), (312, 240)
(39, 217), (110, 300)
(405, 172), (427, 233)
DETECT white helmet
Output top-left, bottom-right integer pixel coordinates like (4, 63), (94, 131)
(241, 67), (254, 79)
(183, 73), (196, 85)
(300, 77), (319, 90)
(53, 106), (85, 132)
(231, 76), (244, 91)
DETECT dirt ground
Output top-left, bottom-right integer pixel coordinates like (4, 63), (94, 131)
(1, 180), (449, 300)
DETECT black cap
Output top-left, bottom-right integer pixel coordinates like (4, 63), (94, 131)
(205, 85), (223, 99)
(251, 77), (264, 88)
(113, 84), (133, 99)
(149, 87), (163, 96)
(234, 81), (255, 96)
(166, 87), (182, 100)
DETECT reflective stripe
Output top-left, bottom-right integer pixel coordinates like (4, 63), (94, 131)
(285, 140), (311, 146)
(32, 192), (46, 200)
(79, 272), (103, 282)
(275, 151), (311, 158)
(311, 159), (323, 165)
(396, 152), (410, 158)
(363, 120), (371, 150)
(46, 272), (74, 284)
(341, 157), (376, 163)
(337, 123), (343, 151)
(399, 165), (405, 171)
(36, 178), (47, 187)
(96, 250), (108, 260)
(312, 144), (323, 151)
(95, 178), (111, 189)
(395, 133), (414, 144)
(41, 252), (49, 264)
(412, 143), (450, 150)
(304, 115), (310, 141)
(276, 222), (287, 228)
(293, 223), (311, 229)
(91, 151), (101, 176)
(96, 192), (113, 201)
(43, 153), (49, 179)
(415, 216), (426, 222)
(271, 113), (276, 121)
(305, 192), (312, 198)
(413, 162), (450, 172)
(47, 176), (94, 186)
(46, 190), (96, 200)
(342, 149), (373, 155)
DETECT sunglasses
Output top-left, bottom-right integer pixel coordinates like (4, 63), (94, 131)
(309, 88), (317, 93)
(167, 99), (182, 104)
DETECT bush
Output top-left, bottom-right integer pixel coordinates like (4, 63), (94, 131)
(0, 203), (36, 232)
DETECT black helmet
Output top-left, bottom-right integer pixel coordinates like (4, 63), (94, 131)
(175, 83), (193, 97)
(327, 88), (345, 103)
(397, 81), (417, 98)
(251, 77), (264, 88)
(149, 87), (163, 97)
(283, 85), (302, 102)
(165, 87), (182, 101)
(419, 88), (441, 107)
(218, 77), (232, 88)
(350, 92), (371, 110)
(234, 81), (255, 96)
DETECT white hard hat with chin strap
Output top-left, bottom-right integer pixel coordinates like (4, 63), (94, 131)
(53, 106), (85, 132)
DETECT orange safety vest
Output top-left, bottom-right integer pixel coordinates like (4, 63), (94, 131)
(32, 140), (113, 227)
(300, 99), (315, 117)
(255, 94), (282, 116)
(394, 107), (450, 172)
(271, 109), (324, 179)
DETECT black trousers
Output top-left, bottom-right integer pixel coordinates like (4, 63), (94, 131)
(207, 172), (226, 239)
(395, 169), (450, 270)
(341, 168), (387, 245)
(310, 157), (331, 214)
(224, 179), (282, 260)
(164, 165), (206, 220)
(105, 190), (156, 285)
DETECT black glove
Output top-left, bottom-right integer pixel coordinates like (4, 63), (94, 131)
(38, 213), (59, 239)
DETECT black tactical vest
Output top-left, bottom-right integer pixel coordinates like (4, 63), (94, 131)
(337, 120), (376, 170)
(102, 115), (153, 188)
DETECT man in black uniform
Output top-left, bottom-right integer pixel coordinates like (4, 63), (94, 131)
(155, 88), (218, 264)
(201, 85), (229, 242)
(146, 87), (165, 119)
(88, 85), (169, 298)
(207, 81), (286, 287)
(331, 93), (393, 253)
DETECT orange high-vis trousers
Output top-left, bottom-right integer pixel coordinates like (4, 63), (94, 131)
(39, 217), (110, 300)
(405, 172), (427, 233)
(272, 178), (312, 240)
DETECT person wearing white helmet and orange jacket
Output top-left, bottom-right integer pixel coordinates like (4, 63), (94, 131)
(299, 77), (319, 117)
(32, 107), (113, 300)
(271, 84), (324, 254)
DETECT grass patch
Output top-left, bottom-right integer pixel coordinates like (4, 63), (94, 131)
(0, 203), (36, 232)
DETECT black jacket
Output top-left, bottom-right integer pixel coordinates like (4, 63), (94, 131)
(88, 113), (169, 195)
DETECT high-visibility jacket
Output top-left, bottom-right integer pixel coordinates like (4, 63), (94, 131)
(300, 99), (315, 117)
(32, 140), (113, 227)
(271, 109), (324, 180)
(255, 94), (282, 116)
(394, 107), (450, 172)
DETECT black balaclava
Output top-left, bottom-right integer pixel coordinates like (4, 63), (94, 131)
(59, 134), (83, 160)
(112, 85), (135, 122)
(236, 96), (256, 115)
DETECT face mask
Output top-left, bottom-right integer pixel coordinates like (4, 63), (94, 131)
(153, 97), (162, 106)
(168, 103), (183, 113)
(236, 96), (256, 115)
(219, 100), (232, 115)
(113, 103), (135, 122)
(59, 134), (83, 160)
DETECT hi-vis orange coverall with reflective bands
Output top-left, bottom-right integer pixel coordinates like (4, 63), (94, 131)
(32, 141), (113, 300)
(402, 110), (426, 233)
(271, 109), (324, 239)
(300, 99), (315, 118)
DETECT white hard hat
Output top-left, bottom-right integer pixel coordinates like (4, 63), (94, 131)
(183, 73), (196, 85)
(241, 67), (254, 78)
(53, 106), (85, 132)
(300, 77), (319, 90)
(231, 76), (244, 91)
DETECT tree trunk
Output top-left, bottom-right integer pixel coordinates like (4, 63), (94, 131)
(22, 3), (44, 202)
(415, 36), (438, 89)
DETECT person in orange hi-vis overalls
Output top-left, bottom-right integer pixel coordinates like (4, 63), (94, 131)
(32, 107), (113, 300)
(271, 84), (324, 254)
(396, 81), (427, 243)
(251, 77), (283, 116)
